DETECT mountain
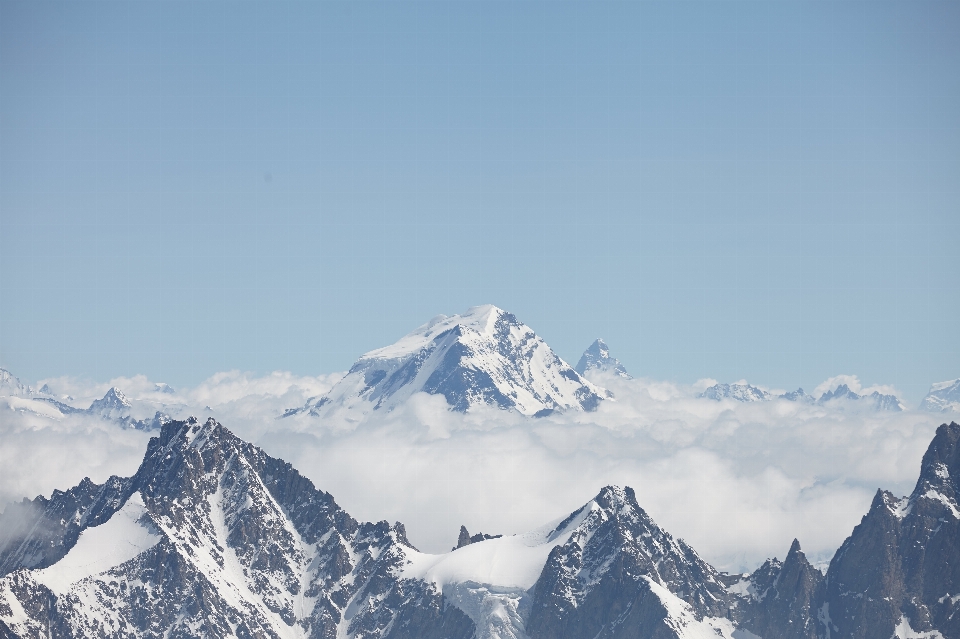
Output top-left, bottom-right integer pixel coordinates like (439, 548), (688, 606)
(817, 384), (904, 411)
(292, 305), (606, 419)
(575, 339), (631, 379)
(816, 421), (960, 638)
(0, 369), (32, 397)
(0, 417), (474, 639)
(921, 379), (960, 413)
(0, 419), (745, 639)
(780, 388), (814, 403)
(87, 387), (131, 420)
(699, 382), (769, 402)
(4, 416), (960, 638)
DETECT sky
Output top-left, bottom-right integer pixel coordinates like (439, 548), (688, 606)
(1, 0), (959, 403)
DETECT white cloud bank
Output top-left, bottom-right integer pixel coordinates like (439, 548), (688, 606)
(1, 369), (952, 573)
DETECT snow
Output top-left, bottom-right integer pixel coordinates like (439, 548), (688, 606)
(365, 305), (500, 360)
(931, 379), (960, 392)
(891, 615), (945, 639)
(893, 497), (914, 519)
(309, 304), (605, 418)
(401, 506), (591, 590)
(33, 492), (160, 595)
(644, 576), (745, 638)
(1, 396), (63, 419)
(921, 490), (960, 519)
(726, 576), (757, 599)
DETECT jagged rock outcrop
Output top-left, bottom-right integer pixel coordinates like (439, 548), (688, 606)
(820, 422), (960, 639)
(452, 525), (501, 551)
(4, 417), (960, 638)
(525, 486), (731, 639)
(0, 418), (475, 639)
(729, 539), (824, 639)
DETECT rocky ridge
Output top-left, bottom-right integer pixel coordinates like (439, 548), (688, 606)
(2, 417), (960, 638)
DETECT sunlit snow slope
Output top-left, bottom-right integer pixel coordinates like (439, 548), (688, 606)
(297, 305), (606, 419)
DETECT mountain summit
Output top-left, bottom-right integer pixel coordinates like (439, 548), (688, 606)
(295, 305), (606, 418)
(575, 338), (631, 379)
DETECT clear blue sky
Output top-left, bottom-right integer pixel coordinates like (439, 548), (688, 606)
(1, 0), (958, 402)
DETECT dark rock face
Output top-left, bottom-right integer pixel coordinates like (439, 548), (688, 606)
(732, 539), (824, 639)
(452, 525), (502, 551)
(821, 422), (960, 639)
(526, 486), (729, 639)
(0, 418), (475, 639)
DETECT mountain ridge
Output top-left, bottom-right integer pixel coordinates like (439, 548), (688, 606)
(3, 416), (960, 638)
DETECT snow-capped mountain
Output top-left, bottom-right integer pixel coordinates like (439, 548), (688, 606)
(575, 338), (631, 379)
(3, 417), (960, 638)
(920, 379), (960, 412)
(0, 420), (741, 639)
(0, 373), (167, 431)
(817, 383), (904, 411)
(698, 382), (769, 402)
(292, 305), (606, 419)
(0, 369), (33, 397)
(87, 387), (131, 420)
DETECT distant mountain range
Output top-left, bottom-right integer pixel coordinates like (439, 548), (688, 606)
(0, 370), (169, 431)
(4, 299), (960, 419)
(3, 415), (959, 638)
(921, 379), (960, 413)
(698, 381), (908, 412)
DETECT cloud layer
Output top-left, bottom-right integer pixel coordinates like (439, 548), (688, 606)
(1, 370), (950, 573)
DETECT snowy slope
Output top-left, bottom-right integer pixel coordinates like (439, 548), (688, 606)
(297, 305), (606, 418)
(921, 379), (960, 413)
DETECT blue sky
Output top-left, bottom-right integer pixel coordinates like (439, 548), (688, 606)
(1, 0), (958, 402)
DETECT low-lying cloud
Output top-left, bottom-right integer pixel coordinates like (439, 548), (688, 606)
(1, 370), (951, 573)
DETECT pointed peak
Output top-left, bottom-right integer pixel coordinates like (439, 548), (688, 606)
(912, 422), (960, 496)
(576, 339), (631, 378)
(788, 538), (802, 555)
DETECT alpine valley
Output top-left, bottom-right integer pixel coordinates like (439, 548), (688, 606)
(2, 306), (960, 638)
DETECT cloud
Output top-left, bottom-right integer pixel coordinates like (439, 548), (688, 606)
(0, 403), (151, 514)
(0, 369), (949, 574)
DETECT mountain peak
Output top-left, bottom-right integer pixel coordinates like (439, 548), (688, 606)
(818, 383), (904, 411)
(87, 387), (132, 419)
(700, 382), (769, 402)
(297, 305), (606, 418)
(575, 338), (631, 379)
(0, 368), (33, 397)
(921, 379), (960, 412)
